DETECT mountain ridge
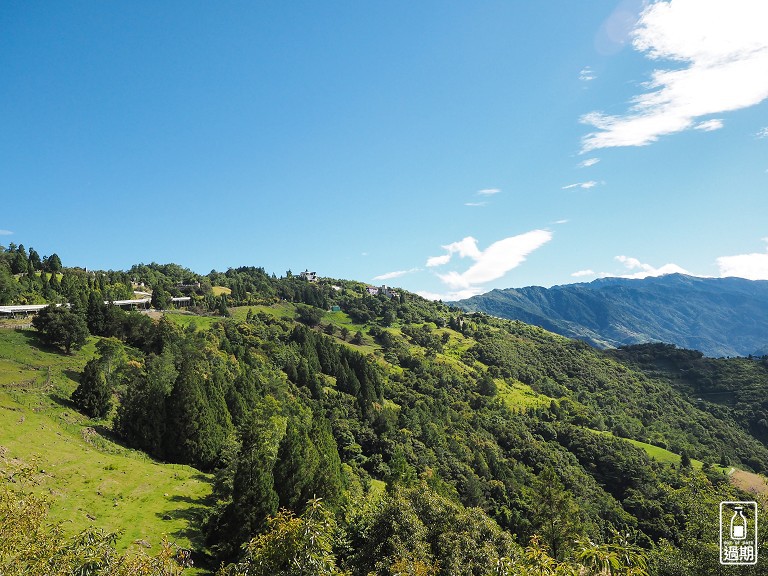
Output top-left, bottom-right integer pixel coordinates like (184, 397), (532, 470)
(453, 273), (768, 357)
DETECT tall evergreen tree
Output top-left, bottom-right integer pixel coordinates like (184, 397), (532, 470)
(209, 397), (287, 560)
(71, 358), (112, 418)
(151, 284), (171, 310)
(217, 294), (230, 317)
(115, 352), (177, 457)
(86, 292), (106, 335)
(163, 351), (233, 468)
(45, 253), (62, 273)
(28, 247), (41, 270)
(273, 406), (344, 514)
(11, 250), (27, 275)
(48, 271), (60, 294)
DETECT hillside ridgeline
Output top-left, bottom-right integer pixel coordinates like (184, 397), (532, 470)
(2, 246), (768, 574)
(453, 273), (768, 357)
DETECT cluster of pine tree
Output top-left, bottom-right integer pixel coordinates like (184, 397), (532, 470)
(7, 246), (768, 574)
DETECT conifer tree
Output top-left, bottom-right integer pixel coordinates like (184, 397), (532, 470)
(28, 247), (41, 270)
(116, 352), (176, 457)
(163, 352), (233, 468)
(209, 397), (287, 560)
(71, 358), (112, 418)
(46, 252), (62, 273)
(86, 292), (106, 335)
(151, 284), (171, 310)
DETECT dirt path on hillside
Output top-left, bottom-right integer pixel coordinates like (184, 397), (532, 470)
(730, 469), (768, 496)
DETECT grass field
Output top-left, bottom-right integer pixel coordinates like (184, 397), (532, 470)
(589, 428), (730, 474)
(163, 310), (221, 331)
(0, 329), (212, 561)
(230, 302), (296, 321)
(497, 379), (551, 410)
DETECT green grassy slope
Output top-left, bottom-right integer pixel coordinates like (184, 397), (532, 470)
(590, 428), (730, 473)
(0, 329), (212, 555)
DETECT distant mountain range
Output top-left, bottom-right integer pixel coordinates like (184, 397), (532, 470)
(453, 274), (768, 357)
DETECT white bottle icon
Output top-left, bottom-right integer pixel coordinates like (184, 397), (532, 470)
(731, 506), (747, 540)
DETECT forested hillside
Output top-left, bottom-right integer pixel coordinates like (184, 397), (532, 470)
(2, 245), (768, 575)
(608, 343), (768, 455)
(454, 273), (768, 357)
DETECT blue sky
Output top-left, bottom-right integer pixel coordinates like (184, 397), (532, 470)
(2, 0), (767, 299)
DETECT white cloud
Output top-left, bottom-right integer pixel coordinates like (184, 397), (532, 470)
(580, 67), (597, 81)
(477, 188), (501, 196)
(581, 0), (768, 151)
(373, 268), (420, 281)
(427, 237), (483, 267)
(562, 181), (598, 190)
(465, 201), (488, 207)
(429, 230), (552, 291)
(555, 219), (569, 225)
(416, 287), (485, 302)
(426, 254), (452, 267)
(716, 239), (768, 279)
(694, 118), (724, 131)
(571, 269), (596, 277)
(613, 255), (690, 278)
(580, 158), (601, 168)
(0, 230), (13, 236)
(757, 127), (768, 138)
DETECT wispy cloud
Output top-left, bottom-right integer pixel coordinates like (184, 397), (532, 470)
(554, 219), (569, 225)
(562, 181), (598, 190)
(571, 269), (596, 278)
(0, 230), (13, 236)
(757, 127), (768, 139)
(463, 188), (500, 208)
(426, 254), (452, 268)
(579, 66), (597, 81)
(694, 118), (724, 131)
(427, 230), (552, 292)
(373, 268), (420, 281)
(417, 288), (485, 302)
(613, 255), (690, 279)
(427, 237), (482, 267)
(580, 158), (601, 168)
(716, 239), (768, 279)
(581, 0), (768, 151)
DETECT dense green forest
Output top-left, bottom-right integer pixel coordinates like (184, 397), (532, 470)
(2, 243), (768, 575)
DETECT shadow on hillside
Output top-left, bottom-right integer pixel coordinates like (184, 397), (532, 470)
(15, 329), (69, 356)
(158, 491), (216, 551)
(49, 392), (78, 411)
(62, 369), (81, 385)
(90, 424), (142, 451)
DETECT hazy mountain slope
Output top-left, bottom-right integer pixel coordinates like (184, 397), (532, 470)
(454, 274), (768, 357)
